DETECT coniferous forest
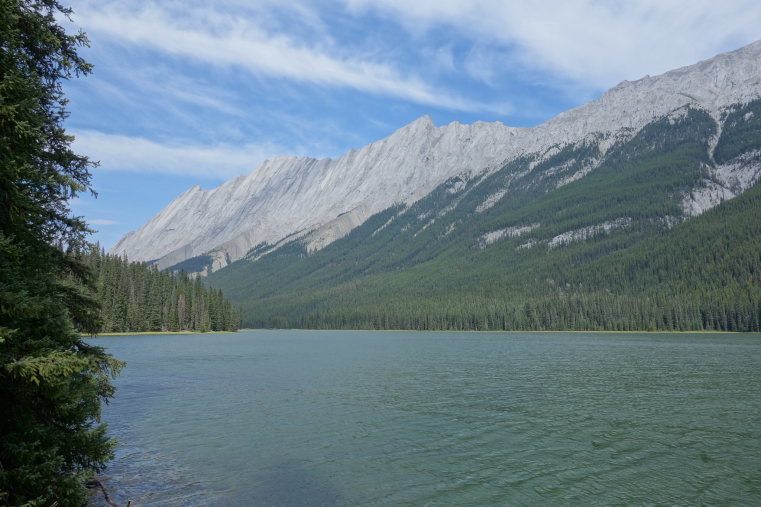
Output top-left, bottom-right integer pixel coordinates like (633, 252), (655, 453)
(207, 105), (761, 332)
(82, 248), (240, 333)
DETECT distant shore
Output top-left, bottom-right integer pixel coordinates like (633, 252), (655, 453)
(86, 330), (239, 336)
(181, 328), (751, 334)
(85, 329), (756, 336)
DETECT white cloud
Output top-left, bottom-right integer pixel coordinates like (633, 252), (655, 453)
(72, 1), (501, 113)
(72, 130), (281, 179)
(345, 0), (761, 88)
(464, 46), (500, 87)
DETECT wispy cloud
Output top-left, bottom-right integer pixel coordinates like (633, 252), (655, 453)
(72, 130), (281, 180)
(346, 0), (761, 88)
(73, 1), (502, 113)
(89, 218), (119, 226)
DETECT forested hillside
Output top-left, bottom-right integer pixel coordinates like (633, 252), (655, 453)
(208, 103), (761, 331)
(83, 249), (239, 333)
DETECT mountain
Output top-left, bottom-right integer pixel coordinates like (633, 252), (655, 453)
(112, 41), (761, 274)
(110, 117), (522, 271)
(115, 41), (761, 331)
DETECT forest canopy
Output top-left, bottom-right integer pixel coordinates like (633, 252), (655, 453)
(83, 248), (240, 333)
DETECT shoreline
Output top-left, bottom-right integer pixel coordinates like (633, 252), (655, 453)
(222, 328), (754, 334)
(85, 329), (759, 336)
(86, 330), (238, 336)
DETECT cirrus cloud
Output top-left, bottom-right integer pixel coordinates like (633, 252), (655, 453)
(89, 218), (119, 226)
(73, 1), (507, 114)
(71, 130), (282, 180)
(345, 0), (761, 88)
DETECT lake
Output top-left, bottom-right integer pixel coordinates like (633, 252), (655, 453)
(90, 330), (761, 505)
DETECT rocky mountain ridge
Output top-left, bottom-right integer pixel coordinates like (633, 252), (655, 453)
(111, 117), (523, 270)
(111, 40), (761, 272)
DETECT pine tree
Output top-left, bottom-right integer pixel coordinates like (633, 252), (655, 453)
(0, 1), (122, 504)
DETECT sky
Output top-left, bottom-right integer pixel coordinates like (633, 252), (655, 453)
(62, 0), (761, 250)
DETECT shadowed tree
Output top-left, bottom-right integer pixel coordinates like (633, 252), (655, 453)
(0, 1), (122, 504)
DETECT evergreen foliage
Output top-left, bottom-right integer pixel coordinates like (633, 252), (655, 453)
(208, 106), (761, 332)
(714, 99), (761, 163)
(164, 253), (214, 275)
(82, 248), (240, 333)
(0, 2), (122, 504)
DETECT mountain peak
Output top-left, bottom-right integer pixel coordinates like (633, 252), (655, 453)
(418, 114), (434, 125)
(397, 114), (435, 135)
(411, 114), (433, 125)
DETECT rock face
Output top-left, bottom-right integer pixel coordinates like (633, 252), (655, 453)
(111, 40), (761, 271)
(111, 117), (523, 269)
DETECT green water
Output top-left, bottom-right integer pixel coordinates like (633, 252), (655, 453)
(92, 331), (761, 505)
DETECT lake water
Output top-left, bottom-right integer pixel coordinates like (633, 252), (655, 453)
(90, 330), (761, 506)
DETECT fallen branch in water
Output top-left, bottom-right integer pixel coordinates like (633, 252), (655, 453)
(86, 478), (127, 507)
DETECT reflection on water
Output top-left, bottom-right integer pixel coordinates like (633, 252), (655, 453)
(89, 331), (761, 505)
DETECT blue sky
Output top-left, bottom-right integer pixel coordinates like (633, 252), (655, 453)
(62, 0), (761, 250)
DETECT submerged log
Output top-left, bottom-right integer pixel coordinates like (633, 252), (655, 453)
(86, 478), (124, 507)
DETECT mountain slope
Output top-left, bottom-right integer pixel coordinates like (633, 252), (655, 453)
(111, 117), (521, 270)
(112, 41), (761, 274)
(207, 99), (761, 331)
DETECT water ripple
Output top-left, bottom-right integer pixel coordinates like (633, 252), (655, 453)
(89, 331), (761, 506)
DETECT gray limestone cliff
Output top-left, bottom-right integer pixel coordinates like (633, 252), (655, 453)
(111, 40), (761, 272)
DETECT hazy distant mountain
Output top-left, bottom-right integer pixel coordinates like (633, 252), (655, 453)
(112, 40), (761, 276)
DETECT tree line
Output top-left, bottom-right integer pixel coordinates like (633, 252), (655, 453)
(252, 288), (761, 333)
(82, 248), (240, 333)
